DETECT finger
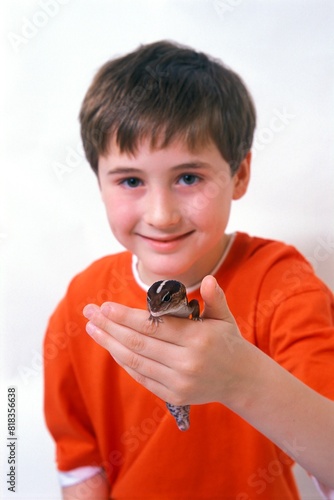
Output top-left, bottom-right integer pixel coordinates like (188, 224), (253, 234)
(84, 302), (157, 346)
(83, 303), (100, 318)
(84, 302), (152, 334)
(200, 275), (235, 322)
(100, 302), (160, 336)
(85, 319), (177, 401)
(98, 301), (193, 345)
(85, 319), (116, 350)
(121, 363), (182, 405)
(84, 306), (184, 366)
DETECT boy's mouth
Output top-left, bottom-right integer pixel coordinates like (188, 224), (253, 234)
(137, 231), (195, 249)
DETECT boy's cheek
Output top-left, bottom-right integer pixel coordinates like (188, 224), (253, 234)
(104, 205), (136, 236)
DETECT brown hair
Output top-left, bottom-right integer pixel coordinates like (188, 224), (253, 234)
(79, 40), (256, 175)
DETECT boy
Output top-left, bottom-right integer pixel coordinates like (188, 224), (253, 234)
(44, 41), (334, 499)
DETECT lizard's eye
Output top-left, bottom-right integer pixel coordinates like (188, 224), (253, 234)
(162, 292), (171, 302)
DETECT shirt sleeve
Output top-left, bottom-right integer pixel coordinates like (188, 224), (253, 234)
(254, 250), (334, 399)
(266, 287), (334, 398)
(58, 466), (103, 487)
(255, 256), (334, 494)
(43, 298), (103, 472)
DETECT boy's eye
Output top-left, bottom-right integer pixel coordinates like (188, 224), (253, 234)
(178, 174), (200, 186)
(121, 177), (142, 188)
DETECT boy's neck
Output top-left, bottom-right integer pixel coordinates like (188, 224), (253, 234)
(133, 233), (235, 291)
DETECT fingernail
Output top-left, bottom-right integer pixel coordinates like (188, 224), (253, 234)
(86, 322), (96, 336)
(101, 303), (112, 316)
(83, 305), (95, 319)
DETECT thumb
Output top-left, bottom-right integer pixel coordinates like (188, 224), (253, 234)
(200, 275), (235, 322)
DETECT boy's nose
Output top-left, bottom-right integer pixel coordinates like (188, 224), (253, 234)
(143, 190), (181, 228)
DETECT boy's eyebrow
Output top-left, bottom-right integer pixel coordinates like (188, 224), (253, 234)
(107, 162), (211, 175)
(172, 162), (211, 171)
(107, 167), (143, 176)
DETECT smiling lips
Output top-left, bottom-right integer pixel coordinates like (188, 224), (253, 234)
(138, 231), (194, 250)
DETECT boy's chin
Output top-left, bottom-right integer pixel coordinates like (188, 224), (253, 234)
(137, 257), (192, 284)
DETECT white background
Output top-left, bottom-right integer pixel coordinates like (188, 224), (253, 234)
(1, 0), (333, 498)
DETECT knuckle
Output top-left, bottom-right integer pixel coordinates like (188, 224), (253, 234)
(193, 332), (210, 351)
(134, 372), (147, 387)
(169, 395), (186, 407)
(126, 332), (146, 352)
(181, 356), (203, 378)
(142, 317), (159, 336)
(169, 387), (189, 407)
(127, 352), (141, 371)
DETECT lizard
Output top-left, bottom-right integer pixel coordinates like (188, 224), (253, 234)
(147, 279), (200, 431)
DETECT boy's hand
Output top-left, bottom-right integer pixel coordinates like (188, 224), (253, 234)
(83, 275), (248, 407)
(83, 276), (334, 489)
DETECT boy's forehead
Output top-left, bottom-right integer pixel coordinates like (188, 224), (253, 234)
(103, 134), (222, 162)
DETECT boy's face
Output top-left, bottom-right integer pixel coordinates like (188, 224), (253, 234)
(98, 138), (250, 287)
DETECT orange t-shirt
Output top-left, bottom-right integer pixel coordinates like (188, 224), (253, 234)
(44, 232), (334, 499)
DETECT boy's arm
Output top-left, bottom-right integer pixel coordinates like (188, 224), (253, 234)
(44, 297), (111, 498)
(62, 471), (110, 499)
(83, 275), (334, 489)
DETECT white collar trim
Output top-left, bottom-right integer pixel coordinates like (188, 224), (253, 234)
(132, 233), (236, 293)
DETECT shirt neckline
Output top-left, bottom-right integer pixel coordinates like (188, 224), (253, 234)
(131, 232), (236, 293)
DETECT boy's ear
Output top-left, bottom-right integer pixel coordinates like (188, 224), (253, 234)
(232, 151), (251, 200)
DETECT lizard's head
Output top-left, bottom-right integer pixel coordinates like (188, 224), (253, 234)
(147, 279), (187, 316)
